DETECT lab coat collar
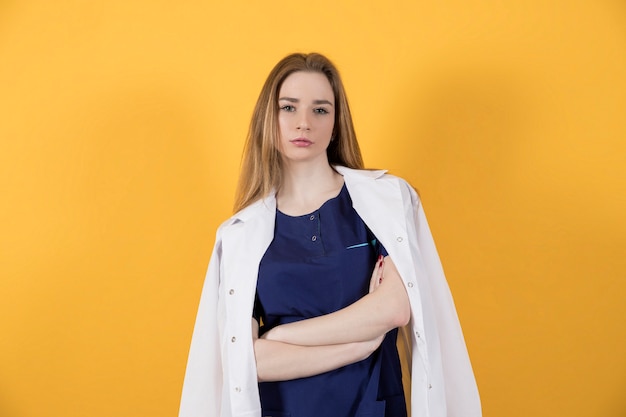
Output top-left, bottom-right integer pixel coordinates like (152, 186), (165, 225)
(334, 165), (388, 181)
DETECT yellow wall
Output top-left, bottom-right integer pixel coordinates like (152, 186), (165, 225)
(1, 1), (625, 416)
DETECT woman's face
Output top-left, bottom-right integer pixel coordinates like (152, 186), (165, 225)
(277, 71), (335, 165)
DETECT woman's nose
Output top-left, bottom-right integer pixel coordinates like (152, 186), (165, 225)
(296, 113), (311, 130)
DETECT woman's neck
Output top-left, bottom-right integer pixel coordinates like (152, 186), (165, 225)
(277, 161), (344, 216)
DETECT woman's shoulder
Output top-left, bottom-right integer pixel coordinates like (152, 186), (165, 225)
(215, 194), (276, 236)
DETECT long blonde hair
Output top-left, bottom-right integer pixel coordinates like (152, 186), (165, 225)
(233, 52), (364, 213)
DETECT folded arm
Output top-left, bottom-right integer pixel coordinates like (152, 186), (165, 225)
(262, 256), (410, 346)
(252, 318), (383, 382)
(252, 255), (390, 381)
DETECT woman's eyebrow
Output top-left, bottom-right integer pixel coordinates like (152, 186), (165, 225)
(278, 97), (334, 106)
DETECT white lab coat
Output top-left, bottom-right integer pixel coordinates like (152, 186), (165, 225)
(179, 166), (481, 417)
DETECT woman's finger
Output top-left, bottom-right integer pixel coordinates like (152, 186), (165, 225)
(369, 255), (384, 293)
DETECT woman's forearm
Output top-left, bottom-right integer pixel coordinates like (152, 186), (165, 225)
(264, 256), (410, 346)
(253, 337), (380, 382)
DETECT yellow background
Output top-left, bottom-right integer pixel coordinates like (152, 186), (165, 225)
(1, 1), (625, 416)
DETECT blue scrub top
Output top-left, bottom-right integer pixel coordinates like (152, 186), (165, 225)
(255, 184), (407, 417)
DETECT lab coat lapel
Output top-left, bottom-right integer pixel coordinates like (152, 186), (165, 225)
(221, 195), (276, 310)
(338, 166), (407, 254)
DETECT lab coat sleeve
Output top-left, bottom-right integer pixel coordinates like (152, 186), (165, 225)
(179, 230), (224, 417)
(409, 185), (482, 417)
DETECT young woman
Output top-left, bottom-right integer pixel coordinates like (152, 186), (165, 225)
(179, 53), (481, 417)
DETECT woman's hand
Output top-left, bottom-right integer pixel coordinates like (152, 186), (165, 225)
(369, 254), (385, 294)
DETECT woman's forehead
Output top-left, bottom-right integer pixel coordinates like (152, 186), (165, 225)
(279, 72), (334, 102)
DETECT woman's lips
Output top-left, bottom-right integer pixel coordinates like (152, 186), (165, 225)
(290, 138), (313, 147)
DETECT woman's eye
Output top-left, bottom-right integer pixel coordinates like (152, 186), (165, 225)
(280, 105), (295, 112)
(314, 108), (329, 114)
